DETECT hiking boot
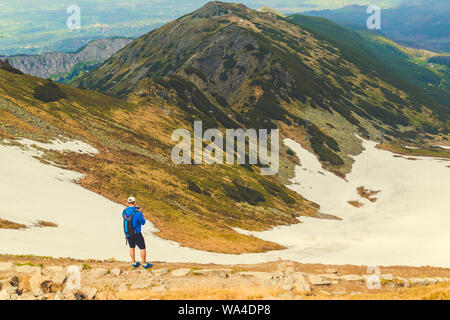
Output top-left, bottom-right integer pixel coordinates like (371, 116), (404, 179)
(142, 263), (153, 269)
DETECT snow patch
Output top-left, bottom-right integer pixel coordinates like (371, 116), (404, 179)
(17, 138), (98, 155)
(1, 136), (449, 267)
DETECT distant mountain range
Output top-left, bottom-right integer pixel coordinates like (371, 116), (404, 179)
(2, 38), (132, 83)
(0, 0), (404, 56)
(302, 0), (450, 52)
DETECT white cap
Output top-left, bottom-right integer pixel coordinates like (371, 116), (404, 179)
(127, 196), (136, 203)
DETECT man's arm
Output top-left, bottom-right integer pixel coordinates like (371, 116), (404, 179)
(138, 211), (146, 225)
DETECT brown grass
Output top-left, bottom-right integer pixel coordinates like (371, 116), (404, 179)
(377, 143), (450, 159)
(117, 285), (288, 300)
(0, 218), (26, 229)
(36, 220), (58, 228)
(357, 186), (380, 202)
(335, 283), (450, 300)
(347, 200), (364, 208)
(114, 282), (450, 301)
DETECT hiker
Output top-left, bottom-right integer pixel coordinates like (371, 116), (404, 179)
(122, 196), (152, 269)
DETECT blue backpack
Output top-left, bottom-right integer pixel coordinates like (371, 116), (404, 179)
(123, 208), (138, 238)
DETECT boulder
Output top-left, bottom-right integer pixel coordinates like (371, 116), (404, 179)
(61, 288), (77, 300)
(32, 288), (44, 297)
(292, 273), (311, 292)
(130, 280), (150, 290)
(17, 292), (38, 300)
(170, 268), (191, 277)
(151, 285), (167, 293)
(153, 268), (169, 275)
(282, 275), (295, 285)
(40, 280), (54, 294)
(193, 269), (232, 276)
(424, 278), (438, 285)
(110, 268), (123, 277)
(29, 273), (53, 293)
(435, 277), (448, 284)
(325, 268), (338, 274)
(308, 274), (332, 286)
(81, 287), (98, 300)
(43, 266), (63, 275)
(1, 278), (18, 295)
(9, 276), (19, 288)
(15, 265), (41, 274)
(284, 267), (295, 275)
(88, 268), (108, 278)
(395, 277), (410, 288)
(381, 274), (394, 281)
(409, 278), (427, 287)
(281, 284), (293, 291)
(239, 271), (272, 280)
(319, 274), (341, 280)
(341, 274), (365, 282)
(51, 272), (67, 287)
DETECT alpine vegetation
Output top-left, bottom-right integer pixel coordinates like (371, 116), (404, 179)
(171, 121), (279, 175)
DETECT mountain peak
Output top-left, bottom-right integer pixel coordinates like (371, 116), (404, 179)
(193, 1), (248, 18)
(257, 6), (285, 17)
(76, 3), (447, 169)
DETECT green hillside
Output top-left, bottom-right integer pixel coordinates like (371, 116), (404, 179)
(0, 66), (322, 254)
(76, 2), (448, 174)
(287, 14), (450, 115)
(301, 0), (450, 52)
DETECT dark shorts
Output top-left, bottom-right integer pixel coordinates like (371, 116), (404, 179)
(127, 233), (146, 250)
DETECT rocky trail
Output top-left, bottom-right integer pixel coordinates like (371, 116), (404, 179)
(1, 255), (449, 300)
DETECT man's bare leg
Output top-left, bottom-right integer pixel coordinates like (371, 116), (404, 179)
(129, 248), (136, 263)
(141, 249), (147, 265)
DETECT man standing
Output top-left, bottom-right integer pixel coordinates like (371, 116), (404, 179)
(122, 197), (152, 269)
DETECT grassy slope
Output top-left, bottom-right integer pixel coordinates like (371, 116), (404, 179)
(0, 68), (324, 254)
(356, 31), (450, 108)
(75, 3), (448, 178)
(287, 14), (448, 117)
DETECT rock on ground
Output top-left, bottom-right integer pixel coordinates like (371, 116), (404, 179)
(308, 274), (332, 286)
(341, 275), (365, 282)
(170, 268), (191, 277)
(88, 268), (109, 278)
(15, 265), (41, 274)
(110, 268), (122, 277)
